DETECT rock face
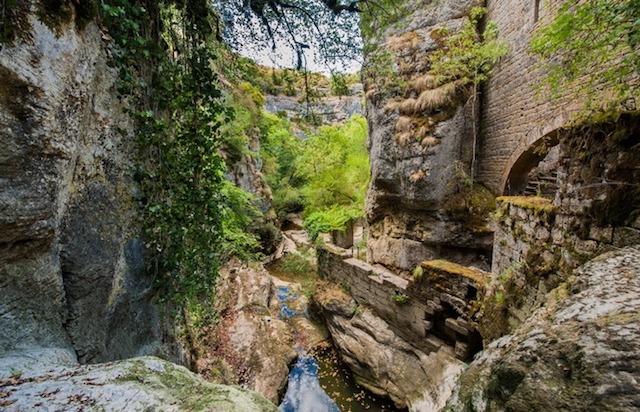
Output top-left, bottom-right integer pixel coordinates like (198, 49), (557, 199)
(363, 0), (492, 273)
(0, 10), (156, 362)
(445, 246), (640, 412)
(226, 130), (273, 214)
(314, 283), (465, 411)
(265, 92), (363, 127)
(212, 262), (298, 403)
(0, 350), (278, 411)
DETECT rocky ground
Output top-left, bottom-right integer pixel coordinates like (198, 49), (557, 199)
(445, 246), (640, 412)
(205, 222), (328, 404)
(313, 282), (465, 411)
(0, 350), (277, 411)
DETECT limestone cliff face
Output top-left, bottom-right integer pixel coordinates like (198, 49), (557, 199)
(265, 90), (363, 128)
(226, 129), (273, 213)
(314, 283), (465, 411)
(363, 0), (492, 274)
(0, 9), (157, 363)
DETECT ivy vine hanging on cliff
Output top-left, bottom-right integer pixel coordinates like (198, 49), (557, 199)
(100, 0), (261, 329)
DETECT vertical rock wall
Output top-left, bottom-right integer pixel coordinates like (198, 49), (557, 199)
(0, 6), (157, 363)
(363, 0), (492, 274)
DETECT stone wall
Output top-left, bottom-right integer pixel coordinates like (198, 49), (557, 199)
(487, 135), (640, 338)
(318, 244), (488, 361)
(445, 246), (640, 412)
(477, 0), (578, 193)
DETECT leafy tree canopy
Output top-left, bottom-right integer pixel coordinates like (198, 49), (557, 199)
(531, 0), (640, 111)
(213, 0), (399, 71)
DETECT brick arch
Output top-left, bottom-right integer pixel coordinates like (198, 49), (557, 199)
(499, 112), (571, 195)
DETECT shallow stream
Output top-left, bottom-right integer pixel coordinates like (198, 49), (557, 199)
(273, 283), (404, 412)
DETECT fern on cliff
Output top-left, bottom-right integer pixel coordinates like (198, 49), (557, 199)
(428, 7), (509, 94)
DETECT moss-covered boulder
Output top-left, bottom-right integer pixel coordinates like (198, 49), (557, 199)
(0, 352), (278, 411)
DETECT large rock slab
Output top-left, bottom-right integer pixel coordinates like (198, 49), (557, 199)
(314, 283), (465, 411)
(211, 262), (298, 404)
(445, 246), (640, 411)
(0, 351), (277, 411)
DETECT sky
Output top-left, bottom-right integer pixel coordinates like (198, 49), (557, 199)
(238, 37), (362, 75)
(219, 1), (364, 75)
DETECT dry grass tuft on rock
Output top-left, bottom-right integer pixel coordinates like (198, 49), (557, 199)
(386, 31), (424, 54)
(409, 74), (439, 94)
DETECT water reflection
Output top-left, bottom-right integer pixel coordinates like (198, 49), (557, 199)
(274, 275), (403, 412)
(280, 355), (341, 412)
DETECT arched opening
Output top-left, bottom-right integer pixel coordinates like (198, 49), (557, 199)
(503, 132), (561, 196)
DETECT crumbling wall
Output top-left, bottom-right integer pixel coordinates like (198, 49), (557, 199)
(318, 244), (487, 361)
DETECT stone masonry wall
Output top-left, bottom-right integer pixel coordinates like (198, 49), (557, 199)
(318, 244), (488, 361)
(478, 0), (578, 193)
(487, 190), (640, 340)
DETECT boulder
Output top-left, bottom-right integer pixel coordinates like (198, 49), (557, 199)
(315, 283), (465, 411)
(0, 350), (277, 411)
(445, 246), (640, 411)
(212, 262), (297, 403)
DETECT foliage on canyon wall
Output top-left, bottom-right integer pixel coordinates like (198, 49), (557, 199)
(97, 0), (265, 333)
(531, 0), (640, 111)
(260, 112), (370, 238)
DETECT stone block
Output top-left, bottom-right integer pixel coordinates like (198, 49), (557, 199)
(536, 226), (550, 241)
(573, 239), (599, 255)
(424, 320), (433, 331)
(425, 336), (443, 352)
(445, 318), (470, 337)
(551, 227), (564, 245)
(589, 226), (613, 243)
(332, 221), (354, 248)
(454, 341), (469, 360)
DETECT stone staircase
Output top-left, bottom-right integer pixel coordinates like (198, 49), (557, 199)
(522, 169), (559, 198)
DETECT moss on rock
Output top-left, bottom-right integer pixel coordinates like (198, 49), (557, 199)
(1, 355), (279, 411)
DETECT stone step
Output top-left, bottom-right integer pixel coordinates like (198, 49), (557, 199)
(445, 317), (470, 337)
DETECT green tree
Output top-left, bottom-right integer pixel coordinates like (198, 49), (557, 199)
(296, 116), (368, 211)
(99, 0), (264, 328)
(531, 0), (640, 110)
(296, 115), (370, 238)
(260, 112), (306, 217)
